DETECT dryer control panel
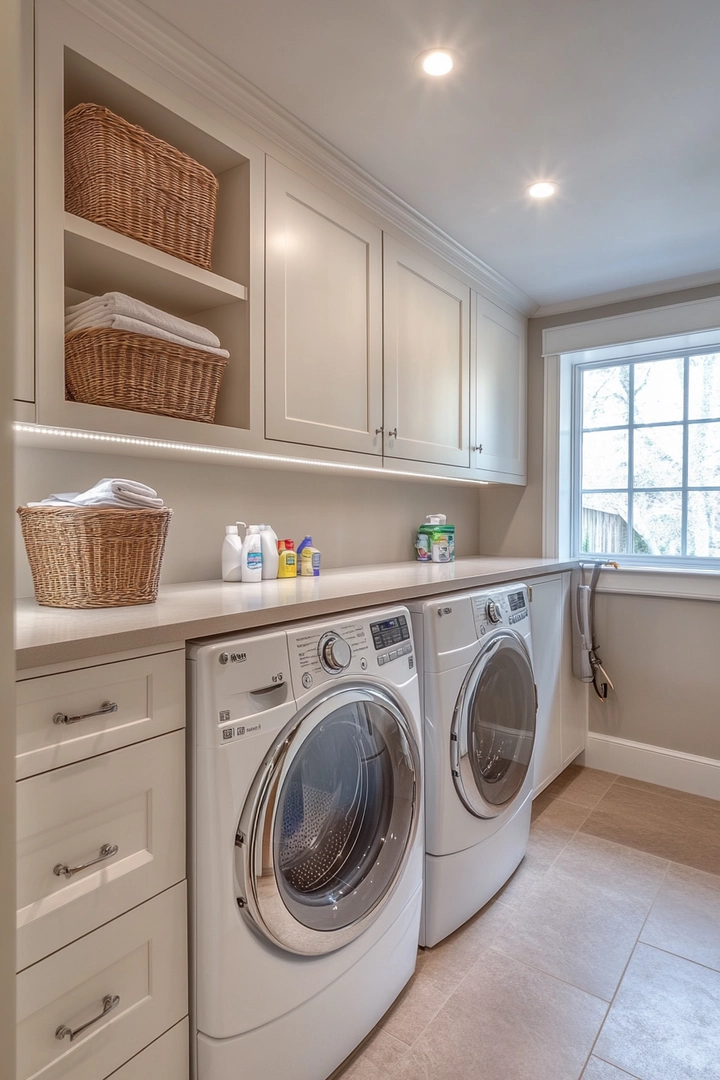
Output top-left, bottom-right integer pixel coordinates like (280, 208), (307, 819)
(471, 585), (530, 637)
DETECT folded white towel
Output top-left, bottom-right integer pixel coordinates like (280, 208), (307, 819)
(65, 291), (221, 349)
(27, 478), (165, 510)
(65, 313), (230, 359)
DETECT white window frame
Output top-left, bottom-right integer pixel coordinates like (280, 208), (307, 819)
(571, 345), (720, 567)
(542, 294), (720, 566)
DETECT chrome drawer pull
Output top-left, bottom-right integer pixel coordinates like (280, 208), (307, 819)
(53, 843), (119, 879)
(55, 994), (120, 1042)
(53, 701), (118, 725)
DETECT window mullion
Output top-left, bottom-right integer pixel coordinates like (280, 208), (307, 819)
(681, 355), (690, 556)
(627, 364), (634, 554)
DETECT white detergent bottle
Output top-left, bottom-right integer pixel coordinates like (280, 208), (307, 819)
(241, 524), (263, 582)
(259, 524), (279, 579)
(221, 523), (245, 582)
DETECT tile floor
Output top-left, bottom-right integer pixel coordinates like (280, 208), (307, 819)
(335, 766), (720, 1080)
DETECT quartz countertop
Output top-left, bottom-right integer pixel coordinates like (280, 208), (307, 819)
(15, 556), (576, 670)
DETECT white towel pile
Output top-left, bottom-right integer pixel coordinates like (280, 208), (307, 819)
(27, 478), (165, 510)
(65, 291), (230, 358)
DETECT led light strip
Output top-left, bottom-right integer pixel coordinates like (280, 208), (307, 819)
(13, 423), (487, 485)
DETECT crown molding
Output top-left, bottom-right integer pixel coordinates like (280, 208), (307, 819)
(533, 267), (720, 319)
(66, 0), (536, 316)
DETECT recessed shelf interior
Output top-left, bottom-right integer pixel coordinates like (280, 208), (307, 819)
(62, 47), (252, 431)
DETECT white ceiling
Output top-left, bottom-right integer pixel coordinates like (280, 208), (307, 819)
(140, 0), (720, 309)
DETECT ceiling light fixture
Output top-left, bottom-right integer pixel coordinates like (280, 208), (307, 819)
(527, 181), (558, 199)
(419, 50), (454, 76)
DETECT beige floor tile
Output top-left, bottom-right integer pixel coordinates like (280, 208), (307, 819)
(614, 776), (720, 814)
(582, 1057), (640, 1079)
(494, 851), (551, 909)
(580, 783), (720, 875)
(379, 968), (452, 1046)
(540, 764), (618, 809)
(389, 949), (607, 1080)
(552, 832), (668, 904)
(528, 798), (593, 862)
(493, 862), (653, 1000)
(595, 944), (720, 1080)
(641, 863), (720, 971)
(335, 1028), (408, 1078)
(415, 896), (511, 995)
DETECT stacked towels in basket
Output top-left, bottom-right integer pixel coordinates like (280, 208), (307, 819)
(27, 478), (165, 509)
(65, 291), (230, 358)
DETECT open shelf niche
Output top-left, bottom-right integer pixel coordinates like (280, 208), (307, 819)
(62, 47), (251, 432)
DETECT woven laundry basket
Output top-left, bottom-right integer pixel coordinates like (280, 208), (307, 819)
(64, 327), (228, 423)
(64, 102), (219, 270)
(18, 506), (172, 609)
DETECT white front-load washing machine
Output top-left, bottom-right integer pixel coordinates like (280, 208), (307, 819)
(187, 606), (423, 1080)
(409, 583), (537, 947)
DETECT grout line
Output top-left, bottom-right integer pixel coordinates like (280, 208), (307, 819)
(590, 1054), (643, 1079)
(635, 940), (720, 977)
(486, 944), (614, 1005)
(577, 861), (671, 1078)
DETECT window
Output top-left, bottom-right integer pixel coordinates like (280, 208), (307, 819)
(574, 350), (720, 561)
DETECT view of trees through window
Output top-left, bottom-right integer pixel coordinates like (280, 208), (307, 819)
(578, 352), (720, 558)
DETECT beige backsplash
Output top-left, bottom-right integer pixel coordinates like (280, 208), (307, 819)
(14, 447), (482, 598)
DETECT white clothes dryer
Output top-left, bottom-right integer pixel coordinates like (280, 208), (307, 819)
(409, 584), (536, 947)
(187, 606), (423, 1080)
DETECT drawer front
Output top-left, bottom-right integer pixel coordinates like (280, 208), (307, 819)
(16, 651), (184, 779)
(17, 731), (185, 971)
(105, 1019), (188, 1080)
(17, 883), (187, 1080)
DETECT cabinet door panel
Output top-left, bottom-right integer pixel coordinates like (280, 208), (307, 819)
(383, 237), (470, 467)
(473, 294), (526, 479)
(530, 576), (564, 795)
(265, 158), (382, 454)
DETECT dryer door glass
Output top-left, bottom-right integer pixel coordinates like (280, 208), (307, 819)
(453, 631), (536, 819)
(237, 685), (420, 955)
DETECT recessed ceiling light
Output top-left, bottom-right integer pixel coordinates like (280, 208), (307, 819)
(419, 50), (454, 76)
(527, 181), (558, 199)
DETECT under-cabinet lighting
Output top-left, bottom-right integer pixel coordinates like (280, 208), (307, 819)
(527, 181), (557, 199)
(419, 50), (455, 76)
(12, 424), (488, 485)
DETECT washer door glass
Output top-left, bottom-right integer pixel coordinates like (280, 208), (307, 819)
(452, 630), (536, 819)
(237, 685), (420, 955)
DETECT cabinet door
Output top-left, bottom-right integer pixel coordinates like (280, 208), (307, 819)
(473, 293), (527, 479)
(383, 236), (470, 468)
(265, 158), (383, 454)
(529, 576), (564, 795)
(560, 572), (589, 765)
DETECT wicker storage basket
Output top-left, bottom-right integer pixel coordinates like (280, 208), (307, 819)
(64, 102), (219, 270)
(18, 506), (173, 609)
(65, 327), (228, 423)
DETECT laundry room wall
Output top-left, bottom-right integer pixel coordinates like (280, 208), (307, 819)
(476, 279), (720, 770)
(14, 446), (482, 597)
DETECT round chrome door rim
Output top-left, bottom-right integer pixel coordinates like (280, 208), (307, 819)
(236, 681), (421, 956)
(450, 629), (535, 820)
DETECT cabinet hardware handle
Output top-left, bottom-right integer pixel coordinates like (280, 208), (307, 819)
(54, 843), (119, 879)
(55, 994), (120, 1042)
(388, 428), (398, 439)
(53, 701), (118, 725)
(374, 427), (384, 434)
(472, 445), (483, 453)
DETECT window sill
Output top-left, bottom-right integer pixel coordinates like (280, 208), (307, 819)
(589, 562), (720, 601)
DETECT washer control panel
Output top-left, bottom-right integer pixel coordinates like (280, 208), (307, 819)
(287, 608), (414, 690)
(371, 614), (410, 650)
(471, 585), (530, 636)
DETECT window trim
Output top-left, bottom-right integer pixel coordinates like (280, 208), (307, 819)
(541, 294), (720, 566)
(571, 346), (720, 567)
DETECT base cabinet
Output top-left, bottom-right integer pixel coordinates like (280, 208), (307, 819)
(530, 573), (588, 794)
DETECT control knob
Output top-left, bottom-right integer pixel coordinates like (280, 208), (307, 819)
(319, 633), (352, 673)
(485, 599), (501, 624)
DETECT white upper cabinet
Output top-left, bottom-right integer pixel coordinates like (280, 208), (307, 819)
(472, 293), (527, 482)
(265, 158), (383, 455)
(383, 237), (470, 468)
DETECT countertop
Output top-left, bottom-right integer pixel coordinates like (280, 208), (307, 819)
(15, 556), (576, 670)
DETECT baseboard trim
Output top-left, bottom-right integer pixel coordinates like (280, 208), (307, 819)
(586, 732), (720, 801)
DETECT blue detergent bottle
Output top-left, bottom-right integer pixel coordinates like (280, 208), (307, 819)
(295, 535), (313, 575)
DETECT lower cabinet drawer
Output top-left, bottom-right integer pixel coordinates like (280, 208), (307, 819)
(17, 731), (186, 971)
(16, 883), (188, 1080)
(104, 1019), (188, 1080)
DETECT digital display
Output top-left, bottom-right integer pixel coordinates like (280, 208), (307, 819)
(508, 591), (525, 612)
(370, 614), (410, 651)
